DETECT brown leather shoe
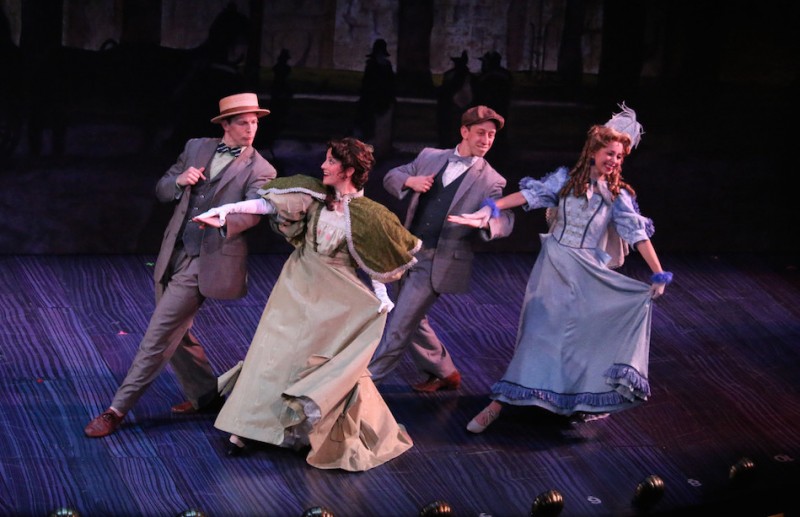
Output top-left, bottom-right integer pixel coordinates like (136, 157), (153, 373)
(84, 409), (123, 438)
(171, 395), (225, 414)
(412, 371), (461, 392)
(171, 400), (198, 414)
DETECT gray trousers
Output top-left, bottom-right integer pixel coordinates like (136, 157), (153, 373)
(111, 248), (217, 414)
(369, 249), (458, 383)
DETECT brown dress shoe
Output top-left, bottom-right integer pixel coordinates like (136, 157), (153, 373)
(84, 409), (122, 438)
(171, 395), (225, 414)
(171, 400), (198, 414)
(412, 371), (462, 392)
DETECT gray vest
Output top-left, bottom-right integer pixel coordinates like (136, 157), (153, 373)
(180, 160), (232, 256)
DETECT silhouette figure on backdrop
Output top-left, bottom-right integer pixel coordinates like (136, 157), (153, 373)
(368, 106), (515, 392)
(165, 3), (251, 154)
(260, 48), (293, 159)
(21, 36), (67, 158)
(354, 39), (396, 159)
(270, 48), (292, 101)
(472, 51), (512, 162)
(473, 51), (512, 119)
(11, 2), (254, 160)
(436, 50), (474, 149)
(84, 93), (277, 438)
(0, 8), (22, 158)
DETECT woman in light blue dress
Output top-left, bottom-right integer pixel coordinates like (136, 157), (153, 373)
(449, 107), (672, 432)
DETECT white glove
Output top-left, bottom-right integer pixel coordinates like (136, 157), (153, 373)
(371, 280), (395, 314)
(194, 198), (273, 227)
(649, 283), (666, 299)
(446, 205), (492, 229)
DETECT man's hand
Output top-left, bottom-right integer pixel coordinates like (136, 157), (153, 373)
(447, 206), (492, 229)
(405, 175), (435, 193)
(176, 166), (207, 187)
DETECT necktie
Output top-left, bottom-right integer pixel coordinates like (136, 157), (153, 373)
(216, 143), (242, 158)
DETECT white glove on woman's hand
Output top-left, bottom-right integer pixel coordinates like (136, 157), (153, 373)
(446, 205), (492, 228)
(194, 198), (273, 227)
(371, 280), (395, 314)
(649, 283), (666, 299)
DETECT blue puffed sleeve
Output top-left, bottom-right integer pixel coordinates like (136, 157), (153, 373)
(518, 166), (568, 211)
(611, 189), (655, 245)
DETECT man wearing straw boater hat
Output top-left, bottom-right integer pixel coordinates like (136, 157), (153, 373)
(85, 93), (277, 437)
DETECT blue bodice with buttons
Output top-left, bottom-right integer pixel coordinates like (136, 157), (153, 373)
(519, 167), (653, 250)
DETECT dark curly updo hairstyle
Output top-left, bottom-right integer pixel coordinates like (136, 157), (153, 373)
(324, 137), (375, 210)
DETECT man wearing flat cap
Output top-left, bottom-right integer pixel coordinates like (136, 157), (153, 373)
(85, 93), (277, 437)
(369, 105), (514, 392)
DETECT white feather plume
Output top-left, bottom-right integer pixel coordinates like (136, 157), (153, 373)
(604, 102), (644, 148)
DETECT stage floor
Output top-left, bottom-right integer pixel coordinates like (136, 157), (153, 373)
(0, 252), (798, 516)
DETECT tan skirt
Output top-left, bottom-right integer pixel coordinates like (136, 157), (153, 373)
(215, 246), (413, 471)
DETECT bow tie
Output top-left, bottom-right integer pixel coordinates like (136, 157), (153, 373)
(216, 143), (242, 157)
(448, 155), (474, 167)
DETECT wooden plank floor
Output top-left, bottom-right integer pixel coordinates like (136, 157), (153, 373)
(0, 252), (799, 517)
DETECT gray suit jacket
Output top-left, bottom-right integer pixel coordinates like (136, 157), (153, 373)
(153, 138), (276, 300)
(383, 147), (514, 293)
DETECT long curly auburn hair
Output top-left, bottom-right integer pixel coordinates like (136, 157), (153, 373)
(560, 125), (636, 200)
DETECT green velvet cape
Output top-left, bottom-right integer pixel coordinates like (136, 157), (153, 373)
(258, 175), (421, 282)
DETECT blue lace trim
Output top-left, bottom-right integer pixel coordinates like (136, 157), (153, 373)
(650, 271), (673, 284)
(519, 166), (568, 191)
(519, 176), (537, 190)
(480, 197), (500, 218)
(492, 363), (650, 411)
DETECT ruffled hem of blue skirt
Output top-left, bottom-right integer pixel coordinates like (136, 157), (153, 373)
(491, 363), (650, 414)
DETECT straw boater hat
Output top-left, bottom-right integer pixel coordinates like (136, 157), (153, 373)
(210, 93), (270, 124)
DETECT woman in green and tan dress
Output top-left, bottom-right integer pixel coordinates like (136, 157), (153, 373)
(194, 137), (420, 471)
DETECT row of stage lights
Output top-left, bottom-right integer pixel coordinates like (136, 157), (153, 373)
(47, 457), (760, 517)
